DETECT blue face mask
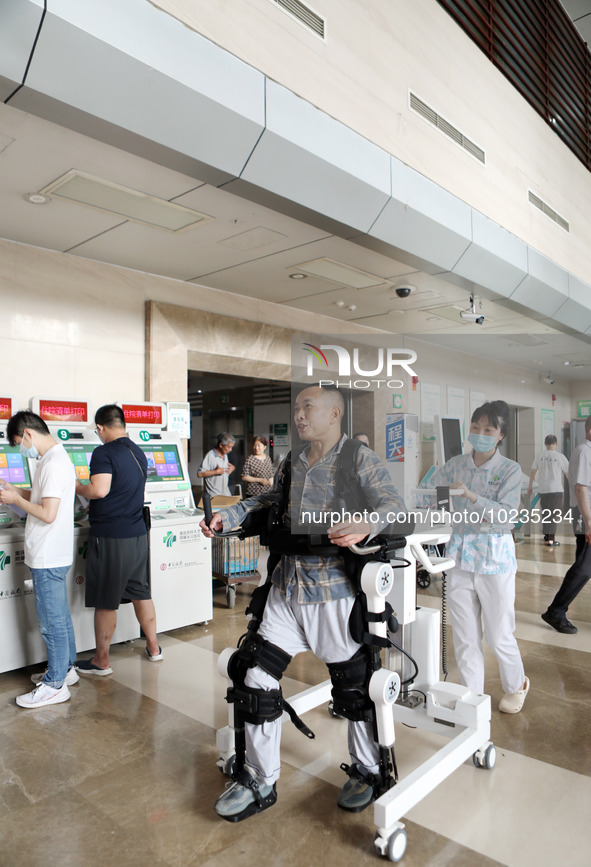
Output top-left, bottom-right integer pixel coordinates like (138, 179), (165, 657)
(20, 438), (39, 460)
(468, 432), (498, 453)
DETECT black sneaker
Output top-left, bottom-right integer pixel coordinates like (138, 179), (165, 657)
(541, 611), (577, 634)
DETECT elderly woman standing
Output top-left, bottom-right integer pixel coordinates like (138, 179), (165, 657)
(241, 435), (274, 498)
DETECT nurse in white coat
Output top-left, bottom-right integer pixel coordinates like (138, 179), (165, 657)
(425, 400), (529, 714)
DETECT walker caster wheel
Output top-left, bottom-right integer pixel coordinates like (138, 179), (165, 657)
(374, 827), (407, 862)
(225, 585), (236, 609)
(473, 742), (496, 770)
(387, 829), (407, 862)
(416, 570), (431, 589)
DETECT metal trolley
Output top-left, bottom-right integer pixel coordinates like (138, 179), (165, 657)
(211, 535), (261, 608)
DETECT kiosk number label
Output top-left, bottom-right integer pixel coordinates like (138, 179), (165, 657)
(139, 430), (150, 442)
(57, 429), (70, 441)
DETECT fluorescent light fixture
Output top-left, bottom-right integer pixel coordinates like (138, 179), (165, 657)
(40, 170), (211, 231)
(293, 258), (389, 289)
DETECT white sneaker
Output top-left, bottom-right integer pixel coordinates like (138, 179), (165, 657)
(31, 666), (80, 686)
(499, 676), (530, 714)
(16, 683), (71, 709)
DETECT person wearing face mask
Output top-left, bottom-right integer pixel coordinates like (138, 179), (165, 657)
(419, 400), (529, 714)
(0, 411), (77, 708)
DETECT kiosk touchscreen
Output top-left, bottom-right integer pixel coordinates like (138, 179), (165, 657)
(119, 399), (212, 629)
(0, 443), (31, 488)
(435, 416), (463, 465)
(63, 441), (99, 486)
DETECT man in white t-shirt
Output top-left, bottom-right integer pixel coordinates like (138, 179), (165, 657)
(528, 435), (569, 546)
(0, 411), (77, 708)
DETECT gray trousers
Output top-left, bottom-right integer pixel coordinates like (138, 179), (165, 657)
(244, 585), (380, 784)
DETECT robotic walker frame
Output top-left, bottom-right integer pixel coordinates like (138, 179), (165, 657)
(215, 527), (494, 863)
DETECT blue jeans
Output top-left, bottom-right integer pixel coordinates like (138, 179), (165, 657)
(30, 565), (76, 689)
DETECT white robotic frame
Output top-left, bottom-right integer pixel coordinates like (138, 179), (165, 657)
(215, 524), (494, 863)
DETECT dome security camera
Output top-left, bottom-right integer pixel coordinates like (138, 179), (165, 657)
(394, 285), (416, 298)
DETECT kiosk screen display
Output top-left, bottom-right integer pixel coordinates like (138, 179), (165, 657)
(64, 443), (99, 484)
(140, 443), (185, 484)
(441, 418), (463, 463)
(0, 444), (32, 488)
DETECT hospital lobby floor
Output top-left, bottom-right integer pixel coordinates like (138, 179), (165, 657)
(0, 534), (589, 867)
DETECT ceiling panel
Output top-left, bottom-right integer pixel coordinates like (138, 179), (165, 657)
(188, 236), (419, 302)
(68, 184), (330, 280)
(0, 103), (207, 252)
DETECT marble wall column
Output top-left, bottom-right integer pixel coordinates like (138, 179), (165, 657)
(145, 300), (294, 403)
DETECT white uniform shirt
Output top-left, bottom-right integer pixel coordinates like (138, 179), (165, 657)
(25, 443), (76, 569)
(419, 449), (521, 575)
(568, 439), (591, 509)
(531, 449), (568, 494)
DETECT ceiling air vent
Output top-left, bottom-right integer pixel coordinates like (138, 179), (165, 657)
(528, 191), (569, 232)
(409, 93), (485, 164)
(268, 0), (326, 39)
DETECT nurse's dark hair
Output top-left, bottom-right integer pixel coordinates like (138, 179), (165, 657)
(471, 400), (510, 437)
(544, 434), (557, 446)
(6, 411), (50, 446)
(95, 404), (126, 428)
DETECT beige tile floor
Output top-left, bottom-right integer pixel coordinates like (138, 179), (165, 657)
(0, 533), (589, 867)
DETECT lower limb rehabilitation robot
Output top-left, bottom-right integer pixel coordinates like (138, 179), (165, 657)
(215, 527), (494, 860)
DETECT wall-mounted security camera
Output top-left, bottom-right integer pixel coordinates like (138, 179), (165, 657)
(460, 311), (486, 325)
(543, 374), (555, 385)
(394, 285), (416, 298)
(460, 294), (485, 324)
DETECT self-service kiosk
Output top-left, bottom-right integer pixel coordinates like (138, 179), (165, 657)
(0, 396), (141, 674)
(119, 401), (212, 631)
(0, 395), (44, 673)
(35, 396), (141, 654)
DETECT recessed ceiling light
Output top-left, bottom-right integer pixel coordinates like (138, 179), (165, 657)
(335, 301), (345, 307)
(294, 258), (388, 289)
(289, 273), (307, 279)
(39, 170), (211, 231)
(348, 305), (357, 312)
(563, 361), (571, 366)
(25, 193), (50, 204)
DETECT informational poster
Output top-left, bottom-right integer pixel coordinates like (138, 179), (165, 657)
(386, 416), (405, 462)
(469, 390), (486, 418)
(447, 386), (465, 421)
(420, 382), (441, 442)
(541, 408), (555, 446)
(577, 400), (591, 418)
(166, 402), (191, 439)
(273, 423), (289, 447)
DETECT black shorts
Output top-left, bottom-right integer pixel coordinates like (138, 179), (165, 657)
(85, 534), (151, 609)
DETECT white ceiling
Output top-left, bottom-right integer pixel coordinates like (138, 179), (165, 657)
(0, 101), (590, 383)
(561, 0), (591, 42)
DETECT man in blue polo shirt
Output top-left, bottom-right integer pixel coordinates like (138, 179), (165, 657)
(75, 404), (162, 674)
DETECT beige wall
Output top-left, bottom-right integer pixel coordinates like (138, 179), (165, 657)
(0, 236), (576, 478)
(153, 0), (591, 286)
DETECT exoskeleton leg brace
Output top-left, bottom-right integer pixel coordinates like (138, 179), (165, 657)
(331, 561), (401, 797)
